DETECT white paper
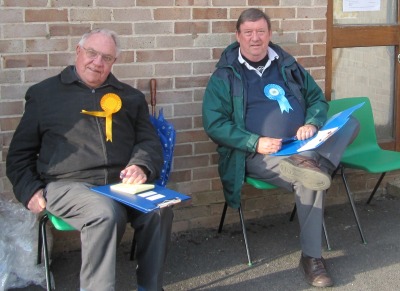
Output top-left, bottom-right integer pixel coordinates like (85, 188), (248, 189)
(343, 0), (380, 12)
(297, 127), (339, 152)
(146, 194), (165, 201)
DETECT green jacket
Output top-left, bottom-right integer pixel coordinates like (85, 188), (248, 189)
(202, 42), (328, 208)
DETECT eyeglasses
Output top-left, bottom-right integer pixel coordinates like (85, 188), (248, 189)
(81, 46), (116, 64)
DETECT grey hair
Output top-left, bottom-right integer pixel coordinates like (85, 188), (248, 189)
(236, 8), (271, 32)
(78, 28), (121, 57)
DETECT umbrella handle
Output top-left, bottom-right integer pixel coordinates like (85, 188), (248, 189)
(150, 79), (157, 116)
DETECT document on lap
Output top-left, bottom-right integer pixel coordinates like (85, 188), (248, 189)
(90, 184), (191, 213)
(110, 183), (155, 195)
(272, 102), (364, 156)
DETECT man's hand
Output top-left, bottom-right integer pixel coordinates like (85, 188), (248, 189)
(296, 124), (317, 140)
(27, 189), (46, 214)
(120, 165), (148, 184)
(256, 137), (282, 155)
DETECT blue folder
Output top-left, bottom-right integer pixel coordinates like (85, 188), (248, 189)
(272, 102), (364, 156)
(90, 184), (191, 213)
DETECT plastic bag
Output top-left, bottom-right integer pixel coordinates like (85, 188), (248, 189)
(0, 199), (50, 290)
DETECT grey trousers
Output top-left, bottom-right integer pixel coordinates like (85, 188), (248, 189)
(44, 181), (173, 291)
(246, 117), (360, 258)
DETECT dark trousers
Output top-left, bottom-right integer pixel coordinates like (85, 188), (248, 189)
(246, 117), (360, 258)
(45, 181), (173, 291)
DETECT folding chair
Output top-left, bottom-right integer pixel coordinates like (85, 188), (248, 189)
(37, 212), (75, 290)
(218, 177), (331, 266)
(327, 97), (400, 243)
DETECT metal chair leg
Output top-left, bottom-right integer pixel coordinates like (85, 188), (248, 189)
(218, 202), (228, 233)
(366, 172), (386, 204)
(341, 166), (367, 244)
(218, 202), (252, 266)
(38, 214), (52, 291)
(322, 219), (331, 251)
(238, 206), (252, 266)
(289, 204), (296, 221)
(130, 233), (136, 261)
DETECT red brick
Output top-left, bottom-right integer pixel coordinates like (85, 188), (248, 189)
(169, 117), (193, 131)
(212, 21), (236, 33)
(193, 8), (227, 20)
(25, 9), (68, 22)
(0, 101), (24, 116)
(136, 50), (173, 62)
(297, 56), (325, 68)
(175, 76), (209, 89)
(176, 130), (209, 144)
(49, 53), (75, 67)
(70, 9), (112, 22)
(194, 141), (217, 155)
(154, 8), (191, 20)
(0, 117), (21, 131)
(4, 55), (48, 69)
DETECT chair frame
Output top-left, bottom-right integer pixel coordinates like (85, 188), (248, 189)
(37, 213), (54, 291)
(218, 176), (332, 266)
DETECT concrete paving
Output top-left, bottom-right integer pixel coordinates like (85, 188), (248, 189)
(11, 193), (400, 290)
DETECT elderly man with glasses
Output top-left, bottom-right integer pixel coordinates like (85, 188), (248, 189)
(6, 28), (173, 291)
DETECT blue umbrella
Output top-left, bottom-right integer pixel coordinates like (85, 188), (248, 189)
(149, 79), (176, 187)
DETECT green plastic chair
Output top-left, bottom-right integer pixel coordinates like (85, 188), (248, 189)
(328, 96), (400, 243)
(37, 212), (76, 290)
(218, 177), (331, 266)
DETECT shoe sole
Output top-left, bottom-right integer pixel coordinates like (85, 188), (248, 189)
(279, 159), (331, 191)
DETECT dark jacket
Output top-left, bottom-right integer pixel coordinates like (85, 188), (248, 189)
(6, 66), (163, 207)
(202, 42), (328, 208)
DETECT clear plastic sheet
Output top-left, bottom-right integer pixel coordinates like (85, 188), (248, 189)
(0, 199), (50, 290)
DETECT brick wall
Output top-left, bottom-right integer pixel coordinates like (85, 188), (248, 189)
(0, 1), (344, 251)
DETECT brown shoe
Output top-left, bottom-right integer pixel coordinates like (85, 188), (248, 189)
(299, 254), (333, 287)
(279, 154), (331, 191)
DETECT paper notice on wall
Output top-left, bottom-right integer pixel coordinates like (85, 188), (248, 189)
(343, 0), (380, 12)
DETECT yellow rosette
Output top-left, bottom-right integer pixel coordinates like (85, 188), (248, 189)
(81, 93), (122, 142)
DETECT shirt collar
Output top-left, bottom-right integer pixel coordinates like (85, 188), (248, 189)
(238, 46), (279, 76)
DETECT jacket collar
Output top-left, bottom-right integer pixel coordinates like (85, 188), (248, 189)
(60, 65), (124, 90)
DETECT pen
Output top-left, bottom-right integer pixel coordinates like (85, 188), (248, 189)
(120, 172), (126, 179)
(282, 136), (298, 144)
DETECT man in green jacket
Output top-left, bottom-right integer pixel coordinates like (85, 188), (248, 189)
(203, 8), (359, 288)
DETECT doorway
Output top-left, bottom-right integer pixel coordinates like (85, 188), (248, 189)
(326, 0), (400, 150)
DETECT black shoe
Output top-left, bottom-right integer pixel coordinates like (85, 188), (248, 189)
(299, 254), (333, 287)
(279, 155), (331, 191)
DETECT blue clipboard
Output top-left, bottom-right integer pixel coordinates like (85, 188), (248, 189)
(272, 102), (364, 156)
(90, 184), (191, 213)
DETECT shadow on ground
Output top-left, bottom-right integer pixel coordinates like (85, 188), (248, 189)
(10, 194), (400, 291)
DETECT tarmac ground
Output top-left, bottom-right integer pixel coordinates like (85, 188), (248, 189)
(10, 193), (400, 291)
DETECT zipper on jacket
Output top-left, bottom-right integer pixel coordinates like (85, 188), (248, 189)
(83, 83), (110, 184)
